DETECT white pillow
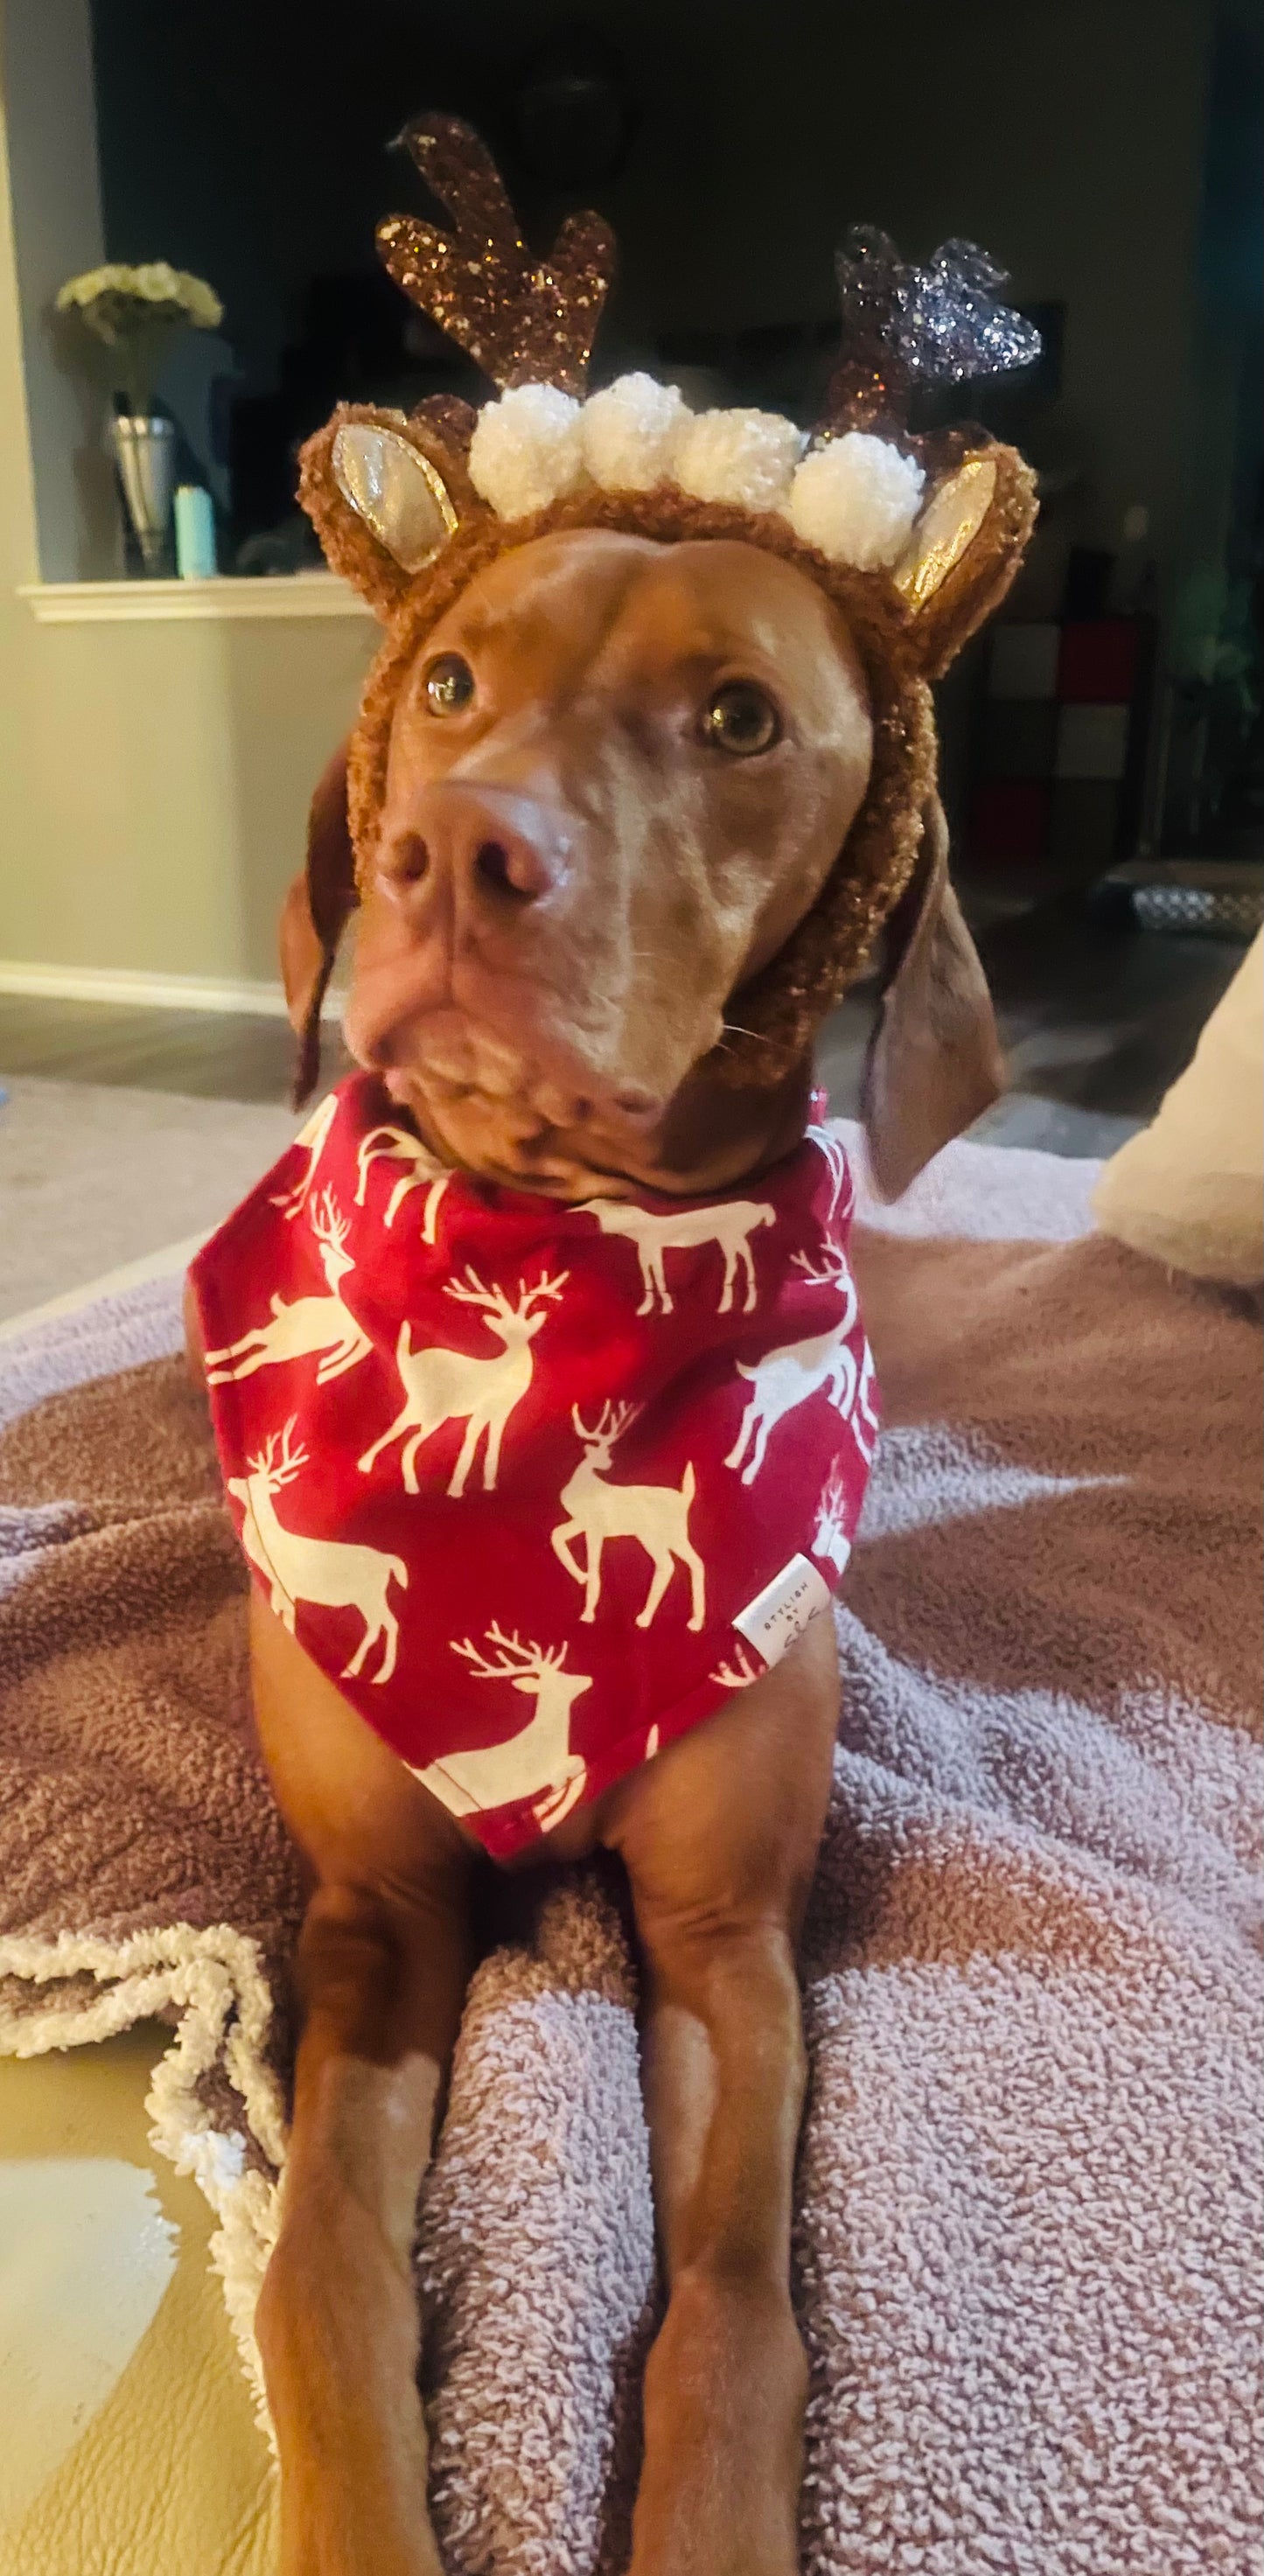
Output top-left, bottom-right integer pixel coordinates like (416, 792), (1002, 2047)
(1092, 930), (1263, 1287)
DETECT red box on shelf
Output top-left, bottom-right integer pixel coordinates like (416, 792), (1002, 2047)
(967, 780), (1050, 863)
(1057, 620), (1139, 702)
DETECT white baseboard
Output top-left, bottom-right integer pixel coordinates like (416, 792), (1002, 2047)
(0, 960), (347, 1021)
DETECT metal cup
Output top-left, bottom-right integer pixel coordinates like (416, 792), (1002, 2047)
(111, 415), (177, 574)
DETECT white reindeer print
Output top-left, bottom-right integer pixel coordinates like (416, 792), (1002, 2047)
(807, 1120), (849, 1223)
(709, 1640), (763, 1689)
(796, 1238), (877, 1462)
(798, 1246), (875, 1473)
(582, 1197), (775, 1317)
(409, 1626), (592, 1831)
(269, 1093), (339, 1220)
(227, 1418), (406, 1683)
(552, 1400), (706, 1631)
(357, 1267), (568, 1499)
(852, 1344), (880, 1465)
(813, 1470), (853, 1576)
(723, 1237), (862, 1487)
(355, 1122), (451, 1245)
(724, 1330), (858, 1489)
(204, 1190), (372, 1386)
(791, 1236), (860, 1323)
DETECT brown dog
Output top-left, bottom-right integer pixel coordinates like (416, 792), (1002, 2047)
(186, 520), (1003, 2576)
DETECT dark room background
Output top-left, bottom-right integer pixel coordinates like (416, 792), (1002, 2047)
(87, 0), (1262, 857)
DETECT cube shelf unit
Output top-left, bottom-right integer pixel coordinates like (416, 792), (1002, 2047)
(967, 618), (1156, 881)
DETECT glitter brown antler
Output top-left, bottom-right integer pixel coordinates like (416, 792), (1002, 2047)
(377, 115), (614, 398)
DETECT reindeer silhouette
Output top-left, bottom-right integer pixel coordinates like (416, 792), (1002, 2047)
(709, 1640), (764, 1690)
(409, 1625), (592, 1830)
(813, 1470), (853, 1575)
(269, 1093), (339, 1221)
(354, 1122), (451, 1244)
(789, 1237), (860, 1311)
(227, 1418), (407, 1682)
(806, 1122), (849, 1224)
(582, 1196), (775, 1316)
(552, 1400), (706, 1630)
(358, 1267), (568, 1498)
(852, 1344), (880, 1465)
(723, 1242), (860, 1487)
(204, 1190), (372, 1385)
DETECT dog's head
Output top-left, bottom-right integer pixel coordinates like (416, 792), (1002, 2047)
(283, 121), (1037, 1199)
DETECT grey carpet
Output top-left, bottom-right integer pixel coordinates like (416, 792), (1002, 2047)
(0, 1078), (298, 1323)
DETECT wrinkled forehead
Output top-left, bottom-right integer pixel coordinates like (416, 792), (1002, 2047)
(412, 527), (869, 719)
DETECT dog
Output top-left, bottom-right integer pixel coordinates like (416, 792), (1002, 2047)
(185, 519), (1007, 2576)
(185, 113), (1039, 2575)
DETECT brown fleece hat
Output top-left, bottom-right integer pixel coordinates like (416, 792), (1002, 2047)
(295, 118), (1039, 1091)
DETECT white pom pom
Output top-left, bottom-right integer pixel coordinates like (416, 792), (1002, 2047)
(468, 384), (586, 520)
(674, 408), (805, 512)
(786, 433), (925, 569)
(580, 373), (689, 492)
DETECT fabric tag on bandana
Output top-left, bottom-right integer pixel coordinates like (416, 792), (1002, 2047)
(734, 1553), (832, 1667)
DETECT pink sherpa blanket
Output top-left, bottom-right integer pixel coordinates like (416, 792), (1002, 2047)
(0, 1129), (1260, 2575)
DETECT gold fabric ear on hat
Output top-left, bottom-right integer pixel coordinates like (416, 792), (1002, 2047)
(893, 454), (997, 608)
(332, 423), (458, 571)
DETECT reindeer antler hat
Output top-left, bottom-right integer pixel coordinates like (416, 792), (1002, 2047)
(297, 117), (1039, 1089)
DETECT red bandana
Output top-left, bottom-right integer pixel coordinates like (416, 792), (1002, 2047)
(190, 1075), (876, 1857)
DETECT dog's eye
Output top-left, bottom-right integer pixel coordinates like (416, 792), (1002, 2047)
(700, 681), (781, 757)
(424, 653), (475, 716)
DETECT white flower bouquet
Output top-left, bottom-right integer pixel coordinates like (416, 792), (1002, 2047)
(55, 261), (223, 414)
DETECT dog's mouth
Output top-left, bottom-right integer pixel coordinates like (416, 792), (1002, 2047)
(355, 1004), (668, 1197)
(339, 898), (705, 1187)
(395, 1009), (658, 1116)
(339, 878), (762, 1195)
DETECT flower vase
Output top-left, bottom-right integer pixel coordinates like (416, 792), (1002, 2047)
(111, 415), (177, 574)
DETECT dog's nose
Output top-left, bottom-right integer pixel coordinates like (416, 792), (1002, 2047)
(377, 781), (570, 909)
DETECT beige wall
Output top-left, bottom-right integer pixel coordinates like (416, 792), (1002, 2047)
(0, 15), (374, 992)
(3, 0), (111, 581)
(0, 611), (375, 988)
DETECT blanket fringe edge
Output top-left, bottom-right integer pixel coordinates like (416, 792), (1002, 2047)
(0, 1918), (289, 2438)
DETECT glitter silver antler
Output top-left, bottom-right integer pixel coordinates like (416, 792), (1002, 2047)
(824, 225), (1041, 437)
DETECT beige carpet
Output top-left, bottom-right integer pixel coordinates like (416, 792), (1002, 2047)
(0, 1078), (297, 1323)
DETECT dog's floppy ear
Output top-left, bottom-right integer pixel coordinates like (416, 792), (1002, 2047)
(297, 399), (484, 618)
(892, 441), (1038, 681)
(860, 794), (1004, 1199)
(280, 740), (357, 1108)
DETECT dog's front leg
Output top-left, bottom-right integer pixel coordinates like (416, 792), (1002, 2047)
(259, 1886), (457, 2576)
(609, 1616), (840, 2576)
(248, 1594), (476, 2576)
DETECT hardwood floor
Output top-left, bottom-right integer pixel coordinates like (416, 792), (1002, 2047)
(817, 904), (1243, 1156)
(0, 899), (1245, 1134)
(0, 994), (346, 1104)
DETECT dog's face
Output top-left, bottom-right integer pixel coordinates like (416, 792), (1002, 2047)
(285, 520), (1006, 1201)
(339, 528), (874, 1193)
